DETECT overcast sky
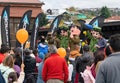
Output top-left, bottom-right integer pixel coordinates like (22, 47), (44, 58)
(41, 0), (120, 10)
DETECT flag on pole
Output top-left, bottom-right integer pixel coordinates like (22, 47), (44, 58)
(1, 6), (10, 48)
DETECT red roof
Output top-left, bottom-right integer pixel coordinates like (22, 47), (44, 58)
(0, 6), (43, 18)
(0, 0), (43, 18)
(0, 0), (42, 4)
(105, 16), (120, 22)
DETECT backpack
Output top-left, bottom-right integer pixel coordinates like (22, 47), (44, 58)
(0, 71), (5, 83)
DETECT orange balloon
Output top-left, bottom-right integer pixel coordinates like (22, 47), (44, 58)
(57, 48), (66, 58)
(16, 29), (28, 44)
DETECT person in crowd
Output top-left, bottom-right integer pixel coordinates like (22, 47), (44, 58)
(94, 51), (105, 74)
(8, 63), (25, 83)
(37, 54), (49, 83)
(83, 44), (94, 58)
(0, 55), (15, 83)
(65, 55), (73, 83)
(90, 50), (105, 79)
(33, 49), (42, 63)
(69, 44), (81, 83)
(81, 59), (95, 83)
(69, 44), (81, 59)
(0, 45), (10, 63)
(96, 34), (120, 83)
(24, 48), (36, 79)
(104, 45), (112, 57)
(13, 47), (22, 67)
(38, 36), (48, 59)
(11, 54), (21, 78)
(33, 49), (42, 72)
(42, 45), (68, 83)
(75, 52), (93, 83)
(95, 32), (107, 51)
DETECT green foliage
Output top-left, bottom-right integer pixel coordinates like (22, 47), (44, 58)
(100, 6), (111, 18)
(60, 36), (69, 49)
(87, 31), (98, 52)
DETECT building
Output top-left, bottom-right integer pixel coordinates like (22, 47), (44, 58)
(105, 16), (120, 22)
(0, 0), (43, 47)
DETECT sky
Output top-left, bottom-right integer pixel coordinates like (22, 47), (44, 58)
(40, 0), (120, 10)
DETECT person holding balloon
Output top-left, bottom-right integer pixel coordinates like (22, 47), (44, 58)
(42, 45), (68, 83)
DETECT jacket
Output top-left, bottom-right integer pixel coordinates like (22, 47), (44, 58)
(0, 64), (14, 83)
(0, 53), (5, 64)
(96, 52), (120, 83)
(37, 62), (44, 83)
(70, 50), (81, 58)
(42, 53), (68, 83)
(24, 55), (36, 76)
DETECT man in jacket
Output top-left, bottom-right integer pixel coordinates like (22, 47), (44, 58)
(42, 45), (68, 83)
(96, 34), (120, 83)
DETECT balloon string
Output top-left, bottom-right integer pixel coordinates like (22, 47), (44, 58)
(21, 44), (24, 63)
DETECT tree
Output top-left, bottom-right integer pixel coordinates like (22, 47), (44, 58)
(68, 7), (76, 12)
(100, 6), (111, 18)
(39, 13), (49, 27)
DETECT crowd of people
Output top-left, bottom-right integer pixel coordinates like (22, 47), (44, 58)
(0, 26), (120, 83)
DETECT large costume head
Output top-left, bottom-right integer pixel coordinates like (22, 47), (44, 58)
(69, 25), (81, 38)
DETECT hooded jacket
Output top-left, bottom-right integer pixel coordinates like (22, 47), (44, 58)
(0, 64), (14, 83)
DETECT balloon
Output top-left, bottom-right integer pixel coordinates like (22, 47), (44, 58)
(83, 31), (87, 36)
(57, 48), (66, 58)
(82, 42), (85, 47)
(16, 29), (29, 44)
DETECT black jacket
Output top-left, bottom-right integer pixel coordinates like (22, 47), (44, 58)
(24, 55), (36, 75)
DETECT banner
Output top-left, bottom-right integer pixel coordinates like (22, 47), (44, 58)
(18, 10), (32, 31)
(16, 10), (32, 47)
(30, 13), (43, 50)
(49, 15), (63, 35)
(1, 6), (10, 48)
(89, 16), (105, 27)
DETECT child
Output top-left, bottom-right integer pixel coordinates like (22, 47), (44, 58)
(8, 63), (25, 83)
(80, 60), (95, 83)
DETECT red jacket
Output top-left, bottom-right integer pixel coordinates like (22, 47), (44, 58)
(42, 53), (68, 83)
(0, 53), (5, 64)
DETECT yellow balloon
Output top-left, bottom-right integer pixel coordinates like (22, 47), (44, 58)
(57, 48), (66, 58)
(83, 31), (87, 36)
(82, 42), (85, 47)
(16, 29), (29, 44)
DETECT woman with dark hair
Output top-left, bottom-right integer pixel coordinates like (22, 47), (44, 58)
(104, 45), (112, 57)
(91, 50), (105, 78)
(13, 47), (22, 67)
(0, 46), (10, 63)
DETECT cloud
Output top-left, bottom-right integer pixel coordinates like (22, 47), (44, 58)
(41, 0), (120, 10)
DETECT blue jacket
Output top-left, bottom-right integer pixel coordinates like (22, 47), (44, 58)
(37, 62), (44, 83)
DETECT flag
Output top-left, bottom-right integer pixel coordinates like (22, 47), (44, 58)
(89, 16), (105, 27)
(16, 10), (32, 47)
(1, 6), (10, 48)
(49, 15), (63, 35)
(30, 13), (43, 50)
(18, 10), (32, 31)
